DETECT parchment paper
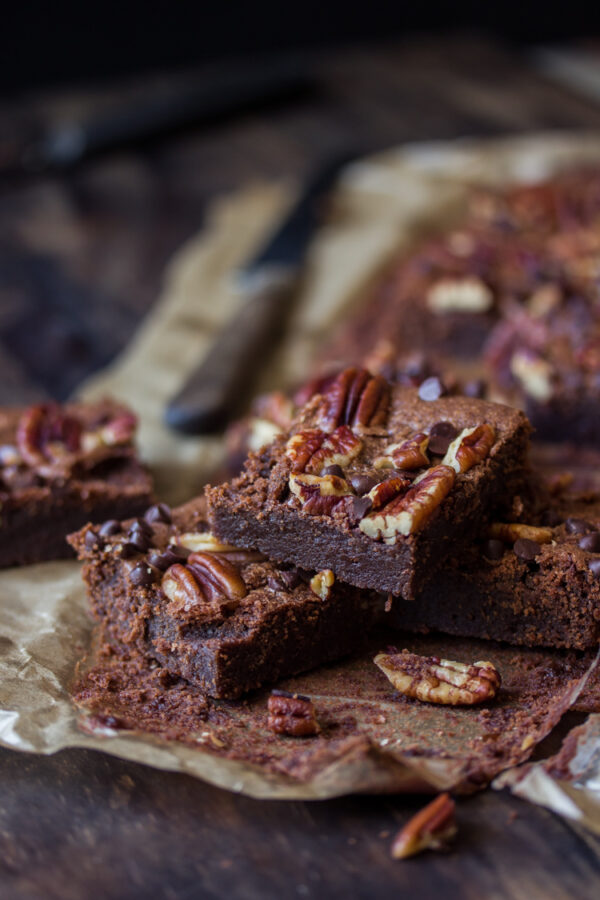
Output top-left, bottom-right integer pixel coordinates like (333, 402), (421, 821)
(2, 132), (600, 804)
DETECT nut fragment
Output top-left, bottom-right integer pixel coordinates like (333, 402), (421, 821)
(162, 552), (247, 617)
(374, 649), (501, 705)
(375, 433), (429, 470)
(286, 429), (326, 473)
(17, 404), (82, 468)
(367, 476), (411, 510)
(176, 531), (240, 553)
(316, 367), (389, 432)
(391, 793), (457, 860)
(510, 352), (554, 402)
(442, 424), (495, 474)
(309, 569), (335, 600)
(304, 426), (363, 474)
(489, 522), (553, 545)
(267, 690), (319, 736)
(426, 276), (493, 314)
(359, 466), (455, 542)
(289, 472), (353, 515)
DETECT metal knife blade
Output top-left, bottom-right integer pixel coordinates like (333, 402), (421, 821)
(164, 152), (356, 434)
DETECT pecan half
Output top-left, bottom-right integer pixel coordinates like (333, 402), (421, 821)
(267, 691), (319, 736)
(17, 404), (82, 468)
(162, 552), (247, 617)
(309, 569), (335, 600)
(359, 466), (455, 542)
(374, 649), (501, 705)
(304, 426), (363, 474)
(489, 522), (553, 545)
(442, 424), (495, 474)
(367, 475), (411, 510)
(374, 432), (430, 471)
(289, 472), (353, 515)
(316, 368), (389, 432)
(391, 793), (457, 860)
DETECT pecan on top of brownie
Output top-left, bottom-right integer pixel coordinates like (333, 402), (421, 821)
(0, 399), (153, 567)
(70, 497), (378, 699)
(207, 367), (531, 599)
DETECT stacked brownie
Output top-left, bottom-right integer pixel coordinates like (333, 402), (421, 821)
(0, 399), (153, 566)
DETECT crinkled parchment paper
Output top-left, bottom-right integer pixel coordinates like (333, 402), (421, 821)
(1, 133), (600, 803)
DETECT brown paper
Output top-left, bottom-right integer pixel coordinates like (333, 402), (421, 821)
(2, 133), (600, 803)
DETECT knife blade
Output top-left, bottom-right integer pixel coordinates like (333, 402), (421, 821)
(164, 152), (356, 434)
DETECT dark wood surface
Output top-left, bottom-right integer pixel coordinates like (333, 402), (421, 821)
(1, 35), (600, 899)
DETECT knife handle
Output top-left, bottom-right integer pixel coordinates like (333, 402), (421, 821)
(165, 272), (296, 434)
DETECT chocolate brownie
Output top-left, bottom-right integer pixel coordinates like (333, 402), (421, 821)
(322, 167), (600, 446)
(207, 367), (531, 599)
(0, 400), (153, 566)
(69, 497), (381, 699)
(389, 496), (600, 650)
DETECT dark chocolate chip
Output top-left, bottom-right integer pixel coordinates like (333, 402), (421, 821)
(148, 546), (190, 571)
(482, 539), (505, 561)
(462, 379), (486, 399)
(579, 533), (600, 553)
(129, 562), (157, 586)
(131, 517), (154, 537)
(418, 376), (446, 402)
(145, 502), (172, 524)
(428, 421), (458, 455)
(589, 558), (600, 576)
(514, 538), (541, 561)
(117, 542), (138, 559)
(127, 529), (151, 552)
(98, 519), (121, 538)
(321, 464), (345, 479)
(267, 575), (284, 592)
(350, 496), (373, 520)
(84, 530), (103, 551)
(278, 568), (301, 590)
(565, 517), (594, 535)
(350, 474), (377, 495)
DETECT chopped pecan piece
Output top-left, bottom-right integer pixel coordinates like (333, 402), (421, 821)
(162, 552), (247, 618)
(309, 569), (335, 600)
(316, 367), (389, 432)
(489, 522), (553, 545)
(374, 432), (430, 471)
(367, 476), (411, 510)
(510, 352), (554, 402)
(286, 429), (326, 473)
(426, 276), (493, 313)
(17, 404), (82, 469)
(304, 426), (363, 474)
(289, 472), (353, 515)
(442, 424), (495, 474)
(267, 690), (319, 736)
(176, 531), (240, 553)
(391, 793), (457, 860)
(359, 466), (455, 542)
(374, 649), (501, 705)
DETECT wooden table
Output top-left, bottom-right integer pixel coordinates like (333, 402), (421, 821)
(1, 35), (600, 899)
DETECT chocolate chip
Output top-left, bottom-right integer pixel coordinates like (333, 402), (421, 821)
(117, 542), (138, 559)
(84, 530), (103, 551)
(129, 562), (157, 586)
(418, 376), (446, 402)
(148, 546), (189, 571)
(350, 474), (377, 495)
(321, 464), (345, 478)
(579, 533), (600, 553)
(428, 421), (458, 455)
(145, 503), (172, 524)
(267, 575), (284, 592)
(482, 539), (504, 560)
(350, 496), (373, 521)
(131, 517), (153, 537)
(98, 519), (121, 537)
(127, 528), (151, 552)
(278, 568), (301, 590)
(514, 538), (541, 561)
(462, 379), (486, 399)
(565, 517), (594, 535)
(589, 558), (600, 576)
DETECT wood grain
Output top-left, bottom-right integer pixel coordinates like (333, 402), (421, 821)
(1, 35), (600, 899)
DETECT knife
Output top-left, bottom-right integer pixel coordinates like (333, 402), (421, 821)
(164, 152), (356, 434)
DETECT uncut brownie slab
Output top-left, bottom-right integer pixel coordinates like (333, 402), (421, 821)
(389, 496), (600, 650)
(69, 498), (380, 699)
(207, 367), (531, 599)
(0, 400), (153, 566)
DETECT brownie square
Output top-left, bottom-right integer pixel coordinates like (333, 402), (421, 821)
(207, 368), (531, 599)
(389, 495), (600, 650)
(0, 399), (153, 566)
(69, 498), (380, 699)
